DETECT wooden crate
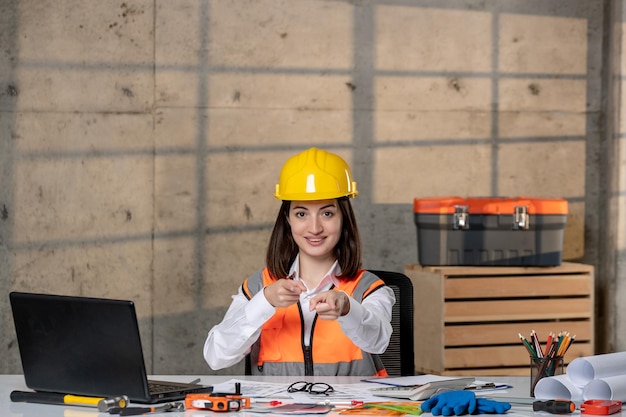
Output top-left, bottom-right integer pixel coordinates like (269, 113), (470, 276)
(405, 262), (595, 376)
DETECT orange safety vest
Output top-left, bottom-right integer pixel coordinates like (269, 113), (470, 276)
(242, 268), (389, 377)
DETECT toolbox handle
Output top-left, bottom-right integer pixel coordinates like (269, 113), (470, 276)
(513, 206), (530, 230)
(453, 206), (469, 230)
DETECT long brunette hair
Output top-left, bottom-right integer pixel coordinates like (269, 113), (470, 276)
(265, 197), (362, 279)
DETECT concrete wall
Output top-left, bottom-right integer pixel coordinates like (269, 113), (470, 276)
(0, 0), (623, 375)
(614, 1), (626, 356)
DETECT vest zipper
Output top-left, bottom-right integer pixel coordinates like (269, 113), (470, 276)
(305, 312), (317, 376)
(303, 345), (314, 376)
(299, 301), (315, 376)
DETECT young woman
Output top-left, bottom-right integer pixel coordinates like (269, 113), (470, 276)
(203, 147), (395, 376)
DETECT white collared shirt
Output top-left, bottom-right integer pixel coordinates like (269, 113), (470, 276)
(288, 255), (342, 345)
(203, 256), (395, 371)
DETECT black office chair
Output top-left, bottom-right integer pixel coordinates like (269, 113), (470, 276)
(369, 270), (415, 376)
(245, 270), (415, 376)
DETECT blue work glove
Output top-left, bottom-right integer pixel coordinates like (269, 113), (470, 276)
(476, 398), (511, 414)
(421, 391), (477, 416)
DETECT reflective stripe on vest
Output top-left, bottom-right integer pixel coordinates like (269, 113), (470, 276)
(242, 268), (388, 377)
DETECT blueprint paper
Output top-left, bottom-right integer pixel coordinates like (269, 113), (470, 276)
(583, 375), (626, 400)
(567, 352), (626, 387)
(533, 352), (626, 401)
(533, 374), (583, 401)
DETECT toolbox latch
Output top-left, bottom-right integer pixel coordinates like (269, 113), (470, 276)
(513, 206), (530, 230)
(453, 205), (469, 230)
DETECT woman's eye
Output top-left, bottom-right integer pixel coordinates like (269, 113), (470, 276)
(322, 211), (334, 217)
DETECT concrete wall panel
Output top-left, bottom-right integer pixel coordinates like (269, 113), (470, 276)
(1, 0), (623, 374)
(208, 0), (355, 69)
(376, 6), (492, 72)
(499, 13), (588, 74)
(372, 146), (493, 204)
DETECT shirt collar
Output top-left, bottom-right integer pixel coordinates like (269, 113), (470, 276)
(289, 254), (342, 288)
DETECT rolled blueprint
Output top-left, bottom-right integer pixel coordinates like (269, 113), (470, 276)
(567, 352), (626, 387)
(583, 375), (626, 401)
(533, 374), (583, 401)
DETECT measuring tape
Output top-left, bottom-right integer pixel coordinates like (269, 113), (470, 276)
(185, 393), (251, 412)
(581, 400), (622, 415)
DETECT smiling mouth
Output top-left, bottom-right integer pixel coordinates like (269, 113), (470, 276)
(306, 237), (325, 244)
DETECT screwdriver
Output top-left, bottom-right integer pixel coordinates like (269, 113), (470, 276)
(533, 400), (576, 414)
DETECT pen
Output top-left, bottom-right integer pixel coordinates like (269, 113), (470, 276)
(317, 400), (364, 406)
(465, 383), (496, 390)
(263, 400), (364, 407)
(364, 403), (423, 415)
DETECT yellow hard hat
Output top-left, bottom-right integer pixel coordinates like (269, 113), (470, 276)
(275, 147), (358, 201)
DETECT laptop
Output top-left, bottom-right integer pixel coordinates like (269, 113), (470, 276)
(9, 291), (212, 403)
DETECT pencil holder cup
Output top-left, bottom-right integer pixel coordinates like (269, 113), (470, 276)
(530, 356), (564, 397)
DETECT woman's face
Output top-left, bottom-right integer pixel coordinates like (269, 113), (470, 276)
(287, 199), (342, 261)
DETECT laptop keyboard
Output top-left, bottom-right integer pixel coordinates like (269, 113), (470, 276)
(148, 381), (188, 394)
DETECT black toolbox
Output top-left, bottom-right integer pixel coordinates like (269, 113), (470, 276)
(413, 197), (568, 266)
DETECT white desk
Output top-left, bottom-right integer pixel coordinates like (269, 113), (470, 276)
(1, 375), (539, 417)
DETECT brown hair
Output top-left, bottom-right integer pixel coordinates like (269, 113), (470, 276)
(265, 197), (362, 279)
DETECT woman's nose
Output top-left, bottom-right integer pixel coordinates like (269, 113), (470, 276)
(309, 217), (323, 234)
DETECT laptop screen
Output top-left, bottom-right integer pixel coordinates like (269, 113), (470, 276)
(10, 292), (152, 401)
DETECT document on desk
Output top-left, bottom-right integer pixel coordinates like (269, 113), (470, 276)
(362, 374), (474, 387)
(212, 379), (291, 398)
(213, 379), (390, 403)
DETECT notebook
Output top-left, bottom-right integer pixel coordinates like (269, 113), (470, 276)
(9, 291), (212, 404)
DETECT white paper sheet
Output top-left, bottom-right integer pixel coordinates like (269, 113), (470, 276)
(211, 379), (390, 403)
(212, 379), (291, 398)
(533, 374), (583, 401)
(567, 352), (626, 387)
(362, 374), (474, 387)
(533, 352), (626, 401)
(583, 375), (626, 400)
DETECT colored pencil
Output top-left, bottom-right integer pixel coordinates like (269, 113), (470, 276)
(531, 330), (543, 358)
(519, 333), (537, 358)
(543, 332), (553, 357)
(520, 330), (575, 361)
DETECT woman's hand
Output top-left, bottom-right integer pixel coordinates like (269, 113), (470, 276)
(264, 279), (307, 308)
(309, 290), (350, 320)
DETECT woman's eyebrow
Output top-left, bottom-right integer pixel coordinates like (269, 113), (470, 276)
(291, 204), (337, 211)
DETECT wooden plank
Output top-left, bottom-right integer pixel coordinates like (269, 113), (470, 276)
(443, 343), (592, 369)
(418, 366), (532, 377)
(406, 262), (594, 375)
(445, 298), (592, 322)
(410, 262), (594, 278)
(444, 321), (593, 346)
(439, 368), (530, 377)
(445, 275), (592, 299)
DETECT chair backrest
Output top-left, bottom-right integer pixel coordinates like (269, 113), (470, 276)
(244, 270), (415, 376)
(369, 270), (415, 376)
